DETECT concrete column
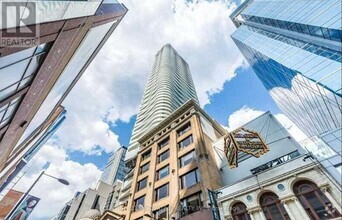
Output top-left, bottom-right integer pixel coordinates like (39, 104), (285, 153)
(168, 129), (179, 218)
(320, 186), (342, 214)
(281, 200), (296, 220)
(258, 209), (267, 220)
(248, 207), (266, 220)
(293, 198), (310, 220)
(247, 211), (255, 220)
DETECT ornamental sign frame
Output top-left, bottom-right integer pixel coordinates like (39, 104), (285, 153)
(224, 127), (269, 168)
(224, 133), (238, 168)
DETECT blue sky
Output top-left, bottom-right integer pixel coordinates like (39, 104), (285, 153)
(69, 66), (281, 170)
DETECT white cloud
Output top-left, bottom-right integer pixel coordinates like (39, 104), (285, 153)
(227, 106), (308, 142)
(14, 144), (102, 219)
(227, 106), (264, 130)
(52, 0), (243, 154)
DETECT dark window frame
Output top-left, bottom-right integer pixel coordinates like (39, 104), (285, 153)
(179, 150), (196, 167)
(180, 169), (201, 189)
(158, 137), (170, 150)
(155, 183), (169, 201)
(156, 165), (169, 180)
(177, 122), (191, 136)
(158, 150), (169, 163)
(141, 149), (151, 160)
(140, 162), (149, 174)
(134, 195), (145, 212)
(137, 177), (148, 191)
(178, 135), (193, 149)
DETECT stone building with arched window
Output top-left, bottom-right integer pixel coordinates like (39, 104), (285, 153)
(213, 112), (341, 220)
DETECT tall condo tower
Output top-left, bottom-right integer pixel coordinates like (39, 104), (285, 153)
(125, 44), (199, 160)
(230, 0), (341, 183)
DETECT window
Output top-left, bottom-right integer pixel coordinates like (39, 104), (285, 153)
(158, 150), (169, 163)
(0, 45), (49, 102)
(178, 135), (193, 149)
(260, 192), (290, 220)
(177, 122), (191, 136)
(140, 163), (149, 174)
(180, 193), (202, 217)
(142, 149), (151, 160)
(179, 150), (196, 167)
(180, 169), (200, 189)
(158, 137), (169, 150)
(294, 180), (341, 219)
(134, 196), (145, 211)
(153, 206), (168, 220)
(157, 165), (169, 180)
(155, 184), (169, 201)
(231, 202), (251, 220)
(137, 178), (147, 191)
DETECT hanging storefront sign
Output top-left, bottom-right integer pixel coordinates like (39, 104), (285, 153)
(224, 128), (269, 168)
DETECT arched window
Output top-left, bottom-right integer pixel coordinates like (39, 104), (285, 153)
(294, 180), (341, 219)
(260, 192), (290, 220)
(231, 202), (251, 220)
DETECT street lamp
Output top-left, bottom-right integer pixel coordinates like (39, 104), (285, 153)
(6, 170), (69, 218)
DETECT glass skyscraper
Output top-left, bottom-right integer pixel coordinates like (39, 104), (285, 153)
(125, 44), (199, 160)
(230, 0), (341, 182)
(100, 146), (127, 184)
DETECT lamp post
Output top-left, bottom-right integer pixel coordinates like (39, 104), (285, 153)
(6, 170), (69, 219)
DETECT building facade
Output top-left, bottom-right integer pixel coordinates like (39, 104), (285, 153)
(125, 44), (199, 160)
(213, 112), (342, 220)
(230, 0), (341, 183)
(101, 146), (127, 184)
(0, 0), (128, 181)
(57, 181), (114, 220)
(217, 155), (342, 220)
(125, 100), (226, 220)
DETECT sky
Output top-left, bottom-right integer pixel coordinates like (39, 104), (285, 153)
(12, 0), (307, 219)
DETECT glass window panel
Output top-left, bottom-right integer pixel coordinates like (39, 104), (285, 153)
(180, 193), (202, 217)
(18, 76), (33, 90)
(0, 59), (30, 91)
(137, 178), (147, 191)
(179, 150), (196, 167)
(304, 192), (327, 218)
(157, 165), (169, 180)
(155, 184), (168, 201)
(180, 169), (200, 189)
(158, 150), (169, 163)
(3, 102), (18, 121)
(0, 47), (36, 69)
(0, 109), (6, 122)
(142, 149), (151, 160)
(0, 84), (18, 101)
(23, 55), (42, 79)
(35, 43), (47, 54)
(154, 206), (168, 220)
(178, 135), (193, 149)
(134, 196), (145, 211)
(140, 163), (149, 174)
(177, 122), (191, 136)
(158, 137), (169, 149)
(0, 117), (10, 129)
